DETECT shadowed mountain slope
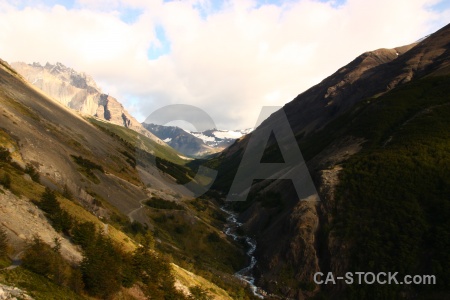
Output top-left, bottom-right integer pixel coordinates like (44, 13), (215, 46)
(205, 23), (450, 299)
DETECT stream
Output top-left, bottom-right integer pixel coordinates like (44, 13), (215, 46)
(221, 207), (266, 299)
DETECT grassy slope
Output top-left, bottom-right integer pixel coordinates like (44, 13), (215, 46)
(150, 198), (245, 274)
(172, 264), (233, 300)
(0, 161), (236, 299)
(0, 63), (241, 299)
(88, 118), (185, 165)
(85, 119), (242, 275)
(0, 268), (87, 300)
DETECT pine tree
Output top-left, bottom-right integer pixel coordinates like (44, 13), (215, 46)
(81, 235), (123, 298)
(71, 221), (96, 249)
(62, 184), (73, 200)
(189, 286), (211, 300)
(39, 187), (60, 216)
(0, 147), (11, 162)
(0, 227), (8, 258)
(25, 163), (40, 182)
(0, 173), (11, 189)
(22, 235), (71, 287)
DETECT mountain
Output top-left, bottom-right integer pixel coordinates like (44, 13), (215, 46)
(207, 23), (450, 299)
(0, 59), (252, 299)
(3, 22), (449, 300)
(190, 128), (253, 148)
(11, 61), (161, 142)
(143, 123), (217, 158)
(143, 123), (253, 158)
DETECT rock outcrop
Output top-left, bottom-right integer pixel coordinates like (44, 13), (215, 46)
(0, 284), (34, 300)
(11, 62), (162, 143)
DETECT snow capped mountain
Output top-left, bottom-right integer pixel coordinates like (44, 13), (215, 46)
(143, 123), (253, 158)
(190, 128), (253, 148)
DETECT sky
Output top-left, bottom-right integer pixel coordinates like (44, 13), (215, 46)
(0, 0), (449, 130)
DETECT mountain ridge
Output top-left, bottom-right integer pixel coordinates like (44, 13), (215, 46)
(207, 22), (450, 299)
(143, 123), (252, 158)
(0, 58), (250, 299)
(142, 123), (218, 158)
(11, 61), (164, 144)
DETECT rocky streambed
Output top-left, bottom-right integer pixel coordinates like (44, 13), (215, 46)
(221, 207), (266, 299)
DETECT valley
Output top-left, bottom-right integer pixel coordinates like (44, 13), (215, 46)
(0, 18), (449, 300)
(0, 58), (256, 299)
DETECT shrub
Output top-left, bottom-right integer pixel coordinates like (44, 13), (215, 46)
(25, 163), (40, 182)
(145, 197), (185, 210)
(34, 188), (73, 235)
(70, 155), (104, 184)
(0, 147), (11, 162)
(132, 246), (187, 299)
(0, 227), (8, 258)
(22, 236), (72, 286)
(71, 221), (96, 249)
(189, 285), (211, 300)
(70, 155), (104, 173)
(190, 198), (208, 212)
(207, 232), (221, 243)
(38, 188), (60, 216)
(68, 267), (85, 294)
(81, 235), (123, 298)
(129, 221), (147, 235)
(62, 184), (73, 200)
(0, 173), (11, 189)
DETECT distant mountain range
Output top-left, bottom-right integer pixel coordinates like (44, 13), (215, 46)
(143, 123), (252, 158)
(12, 61), (252, 158)
(190, 128), (253, 148)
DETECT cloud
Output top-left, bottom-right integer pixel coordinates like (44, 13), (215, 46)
(0, 0), (449, 129)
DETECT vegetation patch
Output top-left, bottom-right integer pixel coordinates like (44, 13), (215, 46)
(322, 75), (450, 298)
(88, 117), (185, 165)
(148, 206), (245, 276)
(156, 157), (196, 184)
(0, 93), (40, 121)
(70, 155), (104, 183)
(0, 226), (10, 268)
(145, 197), (185, 210)
(18, 188), (189, 299)
(24, 163), (40, 183)
(0, 268), (86, 300)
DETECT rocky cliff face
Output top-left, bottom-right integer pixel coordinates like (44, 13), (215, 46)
(11, 62), (162, 143)
(212, 23), (450, 298)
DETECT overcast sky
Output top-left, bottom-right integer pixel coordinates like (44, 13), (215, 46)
(1, 0), (449, 129)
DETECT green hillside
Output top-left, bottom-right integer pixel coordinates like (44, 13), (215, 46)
(330, 75), (450, 299)
(88, 117), (186, 165)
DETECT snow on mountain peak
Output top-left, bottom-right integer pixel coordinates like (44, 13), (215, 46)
(189, 128), (253, 146)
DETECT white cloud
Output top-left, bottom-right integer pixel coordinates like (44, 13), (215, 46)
(0, 0), (449, 129)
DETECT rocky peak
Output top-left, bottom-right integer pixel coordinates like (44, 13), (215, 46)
(11, 61), (162, 143)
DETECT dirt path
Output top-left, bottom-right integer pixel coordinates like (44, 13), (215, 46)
(127, 198), (148, 223)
